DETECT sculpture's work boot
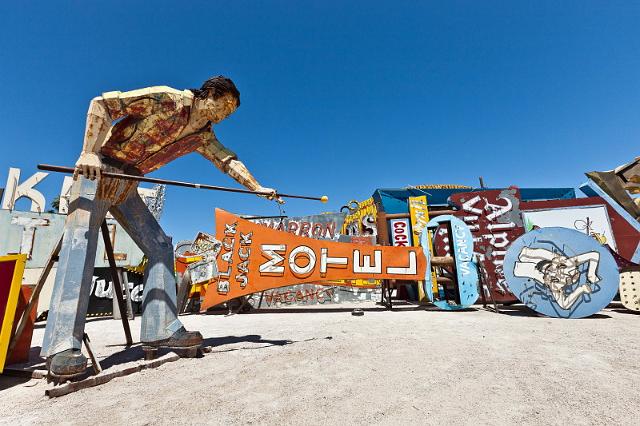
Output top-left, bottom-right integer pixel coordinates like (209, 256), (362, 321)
(47, 349), (87, 381)
(141, 327), (203, 360)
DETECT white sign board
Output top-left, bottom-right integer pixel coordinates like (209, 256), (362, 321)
(390, 218), (411, 247)
(522, 205), (617, 251)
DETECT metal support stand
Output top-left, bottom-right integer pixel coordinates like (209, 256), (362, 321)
(477, 260), (499, 313)
(381, 280), (394, 310)
(100, 221), (133, 346)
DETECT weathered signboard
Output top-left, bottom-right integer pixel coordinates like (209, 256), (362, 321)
(201, 209), (424, 310)
(504, 227), (619, 318)
(341, 199), (381, 287)
(522, 205), (616, 249)
(446, 188), (525, 303)
(342, 198), (378, 237)
(250, 212), (380, 302)
(422, 216), (479, 310)
(521, 197), (640, 263)
(408, 196), (436, 300)
(390, 218), (411, 247)
(252, 284), (381, 308)
(85, 268), (144, 317)
(251, 213), (346, 241)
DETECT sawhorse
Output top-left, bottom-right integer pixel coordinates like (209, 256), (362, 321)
(6, 221), (133, 368)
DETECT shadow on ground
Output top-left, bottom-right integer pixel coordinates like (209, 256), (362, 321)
(203, 334), (333, 354)
(208, 303), (429, 315)
(0, 346), (46, 391)
(0, 375), (32, 392)
(490, 304), (611, 319)
(98, 334), (333, 369)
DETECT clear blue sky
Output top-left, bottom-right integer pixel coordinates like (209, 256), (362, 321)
(1, 1), (638, 243)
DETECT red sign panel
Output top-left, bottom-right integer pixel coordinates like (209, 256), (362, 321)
(446, 188), (525, 303)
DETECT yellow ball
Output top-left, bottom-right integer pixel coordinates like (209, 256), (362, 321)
(320, 195), (329, 203)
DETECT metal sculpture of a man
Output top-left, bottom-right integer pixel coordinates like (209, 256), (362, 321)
(43, 76), (280, 378)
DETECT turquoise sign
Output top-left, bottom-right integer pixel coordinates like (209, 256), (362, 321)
(421, 215), (479, 310)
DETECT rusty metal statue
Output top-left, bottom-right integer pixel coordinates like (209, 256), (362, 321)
(42, 76), (281, 378)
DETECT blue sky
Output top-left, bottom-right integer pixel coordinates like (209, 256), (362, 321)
(1, 1), (638, 243)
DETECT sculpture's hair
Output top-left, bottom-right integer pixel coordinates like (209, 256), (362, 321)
(535, 260), (552, 273)
(191, 76), (240, 106)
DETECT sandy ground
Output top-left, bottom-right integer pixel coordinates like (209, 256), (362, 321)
(1, 302), (640, 425)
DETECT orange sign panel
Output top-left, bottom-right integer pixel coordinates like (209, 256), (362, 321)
(201, 210), (426, 310)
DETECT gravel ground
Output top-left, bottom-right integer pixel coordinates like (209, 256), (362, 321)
(1, 302), (639, 425)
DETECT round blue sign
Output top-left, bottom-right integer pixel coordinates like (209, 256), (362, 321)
(503, 227), (619, 318)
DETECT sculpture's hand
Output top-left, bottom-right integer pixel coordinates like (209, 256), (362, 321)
(74, 152), (103, 181)
(256, 186), (285, 204)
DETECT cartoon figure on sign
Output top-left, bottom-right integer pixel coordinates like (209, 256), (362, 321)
(513, 247), (600, 310)
(504, 227), (619, 318)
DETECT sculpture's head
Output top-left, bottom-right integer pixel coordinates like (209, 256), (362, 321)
(191, 76), (240, 123)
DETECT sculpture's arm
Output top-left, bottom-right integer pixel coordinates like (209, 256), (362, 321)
(74, 96), (112, 180)
(197, 133), (284, 203)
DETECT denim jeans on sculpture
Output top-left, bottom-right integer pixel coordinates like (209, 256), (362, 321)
(41, 171), (183, 357)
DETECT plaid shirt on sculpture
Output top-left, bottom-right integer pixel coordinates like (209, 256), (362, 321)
(99, 86), (236, 174)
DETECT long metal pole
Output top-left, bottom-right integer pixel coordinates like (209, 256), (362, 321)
(38, 164), (328, 202)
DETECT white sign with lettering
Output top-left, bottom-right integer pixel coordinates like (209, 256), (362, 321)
(390, 218), (411, 247)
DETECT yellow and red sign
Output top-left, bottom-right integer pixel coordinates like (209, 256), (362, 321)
(1, 254), (27, 373)
(408, 196), (437, 300)
(201, 210), (425, 310)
